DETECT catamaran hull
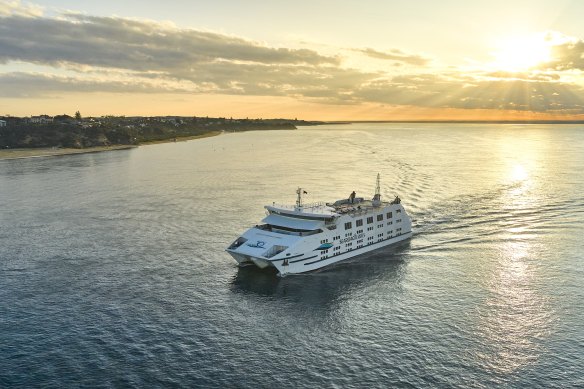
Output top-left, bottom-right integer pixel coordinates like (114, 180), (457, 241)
(228, 231), (411, 276)
(228, 252), (270, 268)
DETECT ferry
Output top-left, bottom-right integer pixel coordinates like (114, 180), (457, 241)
(226, 174), (412, 275)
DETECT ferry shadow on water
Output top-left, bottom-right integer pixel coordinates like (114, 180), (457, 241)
(230, 241), (411, 304)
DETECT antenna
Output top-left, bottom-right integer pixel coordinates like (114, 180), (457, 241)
(372, 173), (381, 207)
(296, 187), (303, 210)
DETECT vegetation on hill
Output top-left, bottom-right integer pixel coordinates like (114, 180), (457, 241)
(0, 115), (322, 149)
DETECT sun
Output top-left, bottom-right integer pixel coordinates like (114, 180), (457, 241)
(490, 34), (552, 72)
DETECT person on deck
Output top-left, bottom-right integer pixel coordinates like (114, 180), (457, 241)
(349, 191), (356, 203)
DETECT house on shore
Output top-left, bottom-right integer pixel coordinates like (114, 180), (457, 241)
(28, 115), (53, 124)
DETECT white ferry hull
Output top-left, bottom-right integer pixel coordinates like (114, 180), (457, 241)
(228, 251), (271, 269)
(270, 231), (412, 275)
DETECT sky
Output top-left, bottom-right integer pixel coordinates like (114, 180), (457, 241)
(2, 0), (584, 120)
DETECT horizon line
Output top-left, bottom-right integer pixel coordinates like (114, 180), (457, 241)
(4, 114), (584, 124)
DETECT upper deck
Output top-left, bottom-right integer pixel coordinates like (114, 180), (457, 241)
(329, 197), (400, 216)
(265, 195), (402, 221)
(265, 202), (337, 220)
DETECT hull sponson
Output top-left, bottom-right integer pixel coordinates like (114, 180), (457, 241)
(271, 231), (412, 275)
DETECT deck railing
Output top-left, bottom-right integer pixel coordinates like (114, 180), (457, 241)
(270, 201), (331, 213)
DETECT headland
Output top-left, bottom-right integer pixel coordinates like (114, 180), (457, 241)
(0, 115), (322, 160)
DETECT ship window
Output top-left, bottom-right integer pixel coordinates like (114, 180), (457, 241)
(387, 211), (393, 218)
(268, 225), (322, 236)
(356, 219), (363, 227)
(344, 222), (352, 230)
(228, 237), (248, 249)
(367, 217), (373, 224)
(271, 210), (336, 221)
(397, 209), (401, 213)
(377, 214), (383, 221)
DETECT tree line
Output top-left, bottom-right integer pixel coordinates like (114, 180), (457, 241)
(0, 116), (321, 149)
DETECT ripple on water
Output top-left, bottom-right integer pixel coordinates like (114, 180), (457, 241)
(1, 124), (583, 387)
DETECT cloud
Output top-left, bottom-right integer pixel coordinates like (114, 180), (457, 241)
(1, 9), (584, 114)
(11, 67), (581, 114)
(0, 71), (201, 97)
(355, 73), (584, 113)
(0, 0), (43, 17)
(0, 13), (338, 71)
(0, 11), (376, 102)
(482, 71), (560, 82)
(542, 39), (584, 71)
(0, 65), (376, 105)
(355, 48), (430, 66)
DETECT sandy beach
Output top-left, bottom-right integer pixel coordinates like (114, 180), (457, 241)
(0, 131), (221, 161)
(0, 145), (138, 160)
(139, 131), (222, 146)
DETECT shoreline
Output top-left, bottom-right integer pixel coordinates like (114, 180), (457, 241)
(139, 130), (222, 146)
(0, 131), (222, 161)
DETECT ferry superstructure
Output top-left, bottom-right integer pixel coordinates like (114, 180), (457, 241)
(226, 174), (412, 275)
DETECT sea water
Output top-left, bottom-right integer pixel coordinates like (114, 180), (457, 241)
(1, 123), (583, 387)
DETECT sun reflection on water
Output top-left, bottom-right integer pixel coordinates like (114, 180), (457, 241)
(471, 233), (554, 376)
(510, 164), (528, 182)
(471, 135), (555, 375)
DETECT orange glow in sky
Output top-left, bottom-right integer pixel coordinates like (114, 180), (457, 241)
(2, 1), (584, 120)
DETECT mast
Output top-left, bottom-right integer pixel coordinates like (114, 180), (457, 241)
(296, 187), (303, 210)
(372, 173), (381, 207)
